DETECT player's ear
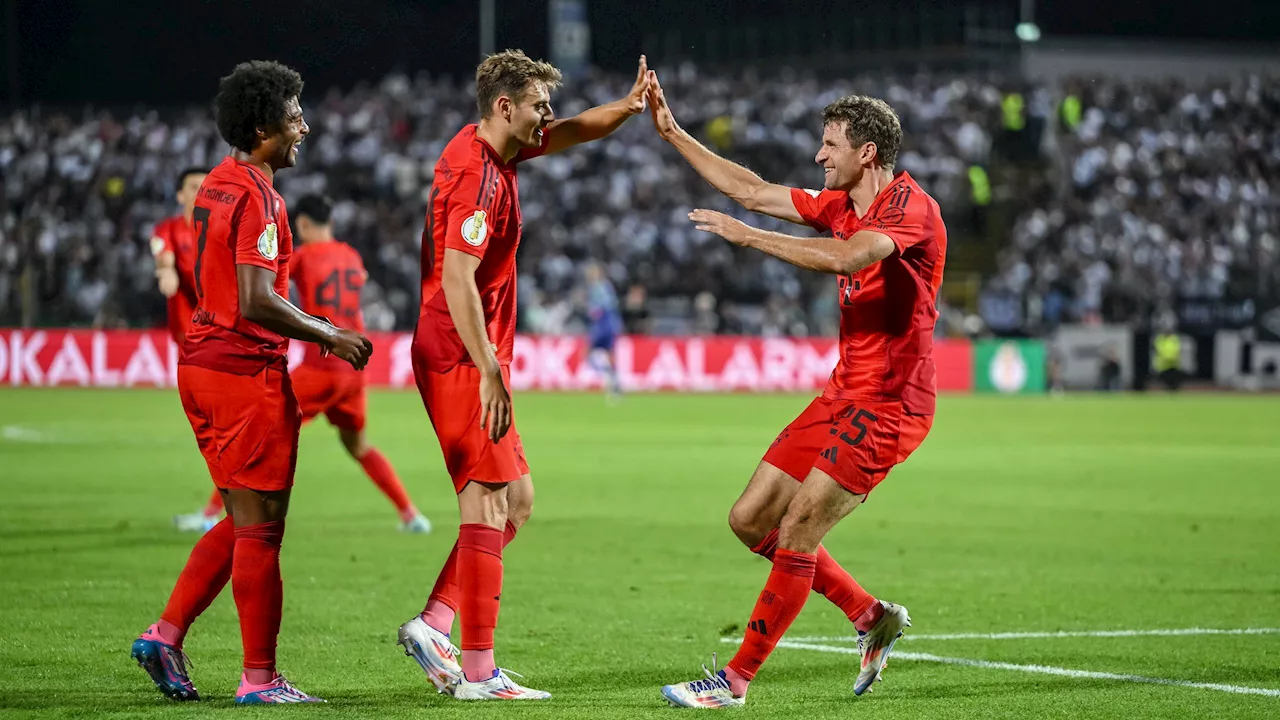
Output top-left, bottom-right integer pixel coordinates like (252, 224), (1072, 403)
(496, 95), (512, 122)
(860, 141), (878, 166)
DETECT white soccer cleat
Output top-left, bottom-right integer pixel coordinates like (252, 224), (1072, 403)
(453, 669), (551, 701)
(173, 511), (217, 533)
(854, 601), (911, 695)
(398, 615), (462, 694)
(400, 514), (432, 534)
(660, 658), (745, 709)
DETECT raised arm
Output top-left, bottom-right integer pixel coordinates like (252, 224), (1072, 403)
(540, 56), (650, 155)
(647, 72), (804, 226)
(688, 209), (894, 276)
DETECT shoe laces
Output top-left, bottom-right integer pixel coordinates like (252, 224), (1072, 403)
(688, 652), (731, 694)
(161, 644), (194, 682)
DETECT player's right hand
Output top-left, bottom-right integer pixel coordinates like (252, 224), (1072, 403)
(646, 71), (679, 141)
(479, 369), (512, 443)
(328, 328), (374, 371)
(156, 268), (179, 298)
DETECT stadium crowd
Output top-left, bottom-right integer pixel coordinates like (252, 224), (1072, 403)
(1, 64), (1276, 336)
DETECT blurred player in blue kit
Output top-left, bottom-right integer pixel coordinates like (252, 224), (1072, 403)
(584, 262), (623, 403)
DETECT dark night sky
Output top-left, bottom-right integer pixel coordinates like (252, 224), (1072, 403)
(3, 0), (1276, 105)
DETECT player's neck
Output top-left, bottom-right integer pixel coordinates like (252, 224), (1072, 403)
(182, 208), (194, 223)
(475, 120), (520, 163)
(848, 168), (896, 216)
(231, 149), (275, 183)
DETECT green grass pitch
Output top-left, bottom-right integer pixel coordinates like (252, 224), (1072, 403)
(1, 389), (1278, 719)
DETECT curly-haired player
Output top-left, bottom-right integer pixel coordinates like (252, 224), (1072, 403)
(130, 60), (372, 705)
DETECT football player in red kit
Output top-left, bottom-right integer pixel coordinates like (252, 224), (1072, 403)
(396, 50), (650, 701)
(645, 75), (946, 707)
(130, 60), (372, 705)
(289, 193), (430, 533)
(153, 167), (234, 535)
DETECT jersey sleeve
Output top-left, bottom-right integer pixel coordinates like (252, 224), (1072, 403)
(150, 220), (174, 257)
(513, 126), (554, 164)
(789, 188), (845, 234)
(443, 162), (498, 259)
(232, 191), (283, 272)
(866, 189), (932, 253)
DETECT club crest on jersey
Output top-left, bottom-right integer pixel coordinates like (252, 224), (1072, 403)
(149, 236), (166, 256)
(258, 223), (279, 260)
(462, 210), (488, 247)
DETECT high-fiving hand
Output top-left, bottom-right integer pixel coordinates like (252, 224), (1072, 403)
(645, 70), (679, 140)
(689, 209), (754, 247)
(623, 55), (650, 115)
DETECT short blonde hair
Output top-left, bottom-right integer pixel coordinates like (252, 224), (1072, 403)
(475, 49), (562, 119)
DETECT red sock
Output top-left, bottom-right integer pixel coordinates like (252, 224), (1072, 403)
(357, 448), (416, 521)
(727, 548), (816, 681)
(232, 520), (285, 680)
(422, 521), (518, 635)
(457, 524), (503, 681)
(751, 528), (877, 625)
(203, 489), (224, 518)
(158, 516), (235, 645)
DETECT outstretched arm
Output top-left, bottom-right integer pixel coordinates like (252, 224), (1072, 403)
(647, 72), (804, 225)
(689, 209), (894, 275)
(541, 56), (650, 155)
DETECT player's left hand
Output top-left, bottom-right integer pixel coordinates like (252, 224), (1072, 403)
(689, 209), (754, 247)
(623, 55), (649, 114)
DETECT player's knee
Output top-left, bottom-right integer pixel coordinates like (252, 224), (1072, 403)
(458, 482), (510, 528)
(728, 503), (769, 547)
(339, 428), (367, 458)
(777, 505), (821, 554)
(509, 496), (534, 530)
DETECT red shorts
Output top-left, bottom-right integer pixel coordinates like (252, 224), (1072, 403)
(178, 363), (301, 492)
(414, 362), (529, 494)
(290, 364), (367, 431)
(763, 396), (933, 496)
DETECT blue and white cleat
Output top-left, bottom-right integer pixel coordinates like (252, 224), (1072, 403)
(400, 514), (433, 534)
(854, 601), (911, 695)
(173, 511), (217, 534)
(234, 674), (325, 704)
(131, 633), (199, 701)
(398, 615), (463, 694)
(661, 656), (745, 709)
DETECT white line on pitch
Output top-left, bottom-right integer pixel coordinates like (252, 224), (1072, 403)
(719, 639), (1280, 698)
(784, 627), (1280, 643)
(0, 425), (53, 443)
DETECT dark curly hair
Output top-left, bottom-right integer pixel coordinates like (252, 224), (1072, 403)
(214, 61), (304, 153)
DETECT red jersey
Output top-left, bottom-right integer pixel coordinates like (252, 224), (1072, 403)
(292, 240), (366, 371)
(150, 214), (199, 339)
(790, 172), (946, 415)
(181, 156), (294, 375)
(412, 124), (550, 374)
